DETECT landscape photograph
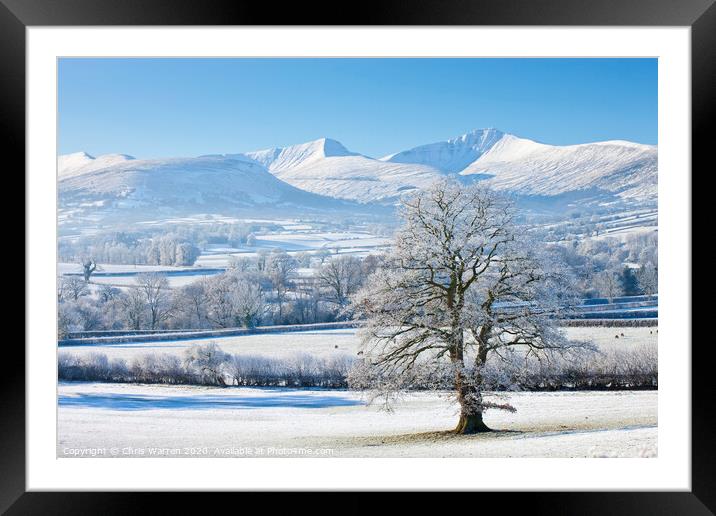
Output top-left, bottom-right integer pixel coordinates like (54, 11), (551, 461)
(56, 57), (658, 458)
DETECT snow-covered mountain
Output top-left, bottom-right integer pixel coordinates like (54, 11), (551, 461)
(58, 128), (657, 233)
(458, 134), (657, 201)
(381, 128), (505, 173)
(244, 138), (448, 203)
(241, 130), (656, 205)
(58, 153), (375, 231)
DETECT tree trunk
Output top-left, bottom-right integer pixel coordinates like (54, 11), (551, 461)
(455, 410), (491, 434)
(453, 342), (492, 434)
(454, 380), (492, 434)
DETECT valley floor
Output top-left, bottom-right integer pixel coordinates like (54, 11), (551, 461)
(58, 383), (656, 458)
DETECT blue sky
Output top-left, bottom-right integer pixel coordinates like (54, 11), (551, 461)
(58, 58), (657, 159)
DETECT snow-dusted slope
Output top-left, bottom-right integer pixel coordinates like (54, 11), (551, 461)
(245, 138), (448, 203)
(242, 131), (656, 204)
(58, 152), (137, 179)
(246, 138), (360, 172)
(459, 135), (657, 200)
(381, 128), (504, 173)
(58, 153), (373, 229)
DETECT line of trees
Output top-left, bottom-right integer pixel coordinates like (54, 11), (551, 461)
(57, 250), (381, 337)
(59, 233), (201, 266)
(545, 231), (658, 300)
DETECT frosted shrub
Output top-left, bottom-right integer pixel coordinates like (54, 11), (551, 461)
(227, 354), (284, 386)
(226, 353), (355, 388)
(183, 342), (231, 386)
(58, 352), (128, 382)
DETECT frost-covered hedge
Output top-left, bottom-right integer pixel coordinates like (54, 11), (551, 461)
(349, 344), (658, 392)
(59, 341), (657, 391)
(58, 343), (356, 388)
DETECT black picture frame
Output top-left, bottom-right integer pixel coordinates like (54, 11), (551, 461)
(4, 0), (708, 512)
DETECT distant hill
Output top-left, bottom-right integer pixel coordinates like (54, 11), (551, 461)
(58, 153), (378, 233)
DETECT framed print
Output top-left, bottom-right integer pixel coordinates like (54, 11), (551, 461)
(4, 0), (710, 511)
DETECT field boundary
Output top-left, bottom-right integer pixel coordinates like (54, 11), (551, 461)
(59, 321), (360, 346)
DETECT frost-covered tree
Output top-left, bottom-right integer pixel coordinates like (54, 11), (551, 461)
(57, 278), (66, 302)
(205, 272), (265, 328)
(57, 302), (80, 338)
(81, 259), (97, 282)
(134, 273), (173, 330)
(594, 269), (623, 302)
(228, 256), (255, 273)
(295, 251), (312, 268)
(256, 249), (270, 272)
(61, 276), (90, 301)
(98, 284), (121, 303)
(637, 262), (658, 296)
(175, 241), (201, 266)
(318, 255), (363, 309)
(229, 279), (265, 328)
(314, 248), (331, 265)
(291, 278), (323, 324)
(72, 299), (104, 331)
(119, 287), (146, 330)
(177, 280), (209, 328)
(267, 250), (297, 319)
(350, 180), (585, 434)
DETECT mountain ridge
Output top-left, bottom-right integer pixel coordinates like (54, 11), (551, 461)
(58, 128), (657, 229)
(237, 129), (657, 203)
(57, 153), (382, 232)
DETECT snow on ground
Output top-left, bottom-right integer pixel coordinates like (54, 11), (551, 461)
(57, 383), (656, 458)
(563, 326), (657, 352)
(58, 262), (198, 275)
(61, 329), (360, 359)
(87, 274), (218, 289)
(59, 226), (390, 282)
(58, 327), (658, 458)
(193, 231), (389, 268)
(59, 326), (657, 361)
(60, 225), (390, 289)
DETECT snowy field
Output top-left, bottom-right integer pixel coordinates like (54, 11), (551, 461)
(58, 383), (656, 458)
(58, 325), (657, 458)
(194, 231), (390, 268)
(59, 326), (657, 361)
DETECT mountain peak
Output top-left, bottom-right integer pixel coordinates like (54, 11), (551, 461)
(453, 128), (505, 147)
(246, 137), (358, 172)
(315, 137), (355, 158)
(380, 128), (507, 173)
